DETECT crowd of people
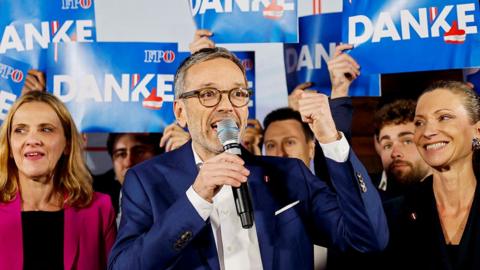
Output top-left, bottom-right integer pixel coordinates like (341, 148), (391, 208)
(0, 29), (478, 270)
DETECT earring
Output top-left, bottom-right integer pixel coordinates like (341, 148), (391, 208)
(472, 137), (480, 151)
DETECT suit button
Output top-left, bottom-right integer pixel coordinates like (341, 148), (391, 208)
(173, 242), (183, 251)
(180, 231), (193, 241)
(355, 172), (367, 193)
(173, 231), (192, 251)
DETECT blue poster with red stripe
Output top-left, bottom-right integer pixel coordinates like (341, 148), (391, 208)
(284, 14), (380, 96)
(0, 55), (30, 122)
(0, 0), (96, 70)
(342, 0), (480, 74)
(46, 42), (178, 132)
(190, 0), (298, 43)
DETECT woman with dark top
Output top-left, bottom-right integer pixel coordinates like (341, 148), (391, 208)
(383, 81), (480, 270)
(0, 91), (116, 270)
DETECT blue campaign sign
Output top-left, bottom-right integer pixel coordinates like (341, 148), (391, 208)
(233, 51), (256, 118)
(46, 42), (178, 132)
(342, 0), (480, 74)
(177, 50), (257, 118)
(284, 14), (380, 96)
(0, 55), (30, 122)
(0, 0), (96, 70)
(190, 0), (298, 43)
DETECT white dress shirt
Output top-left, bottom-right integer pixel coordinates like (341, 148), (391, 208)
(186, 133), (350, 269)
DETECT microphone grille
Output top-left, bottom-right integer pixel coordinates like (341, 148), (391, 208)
(217, 118), (240, 145)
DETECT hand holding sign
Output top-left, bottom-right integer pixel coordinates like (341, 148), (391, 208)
(327, 44), (360, 99)
(284, 14), (379, 97)
(189, 29), (215, 54)
(21, 69), (46, 95)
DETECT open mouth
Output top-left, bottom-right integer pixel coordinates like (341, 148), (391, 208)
(424, 141), (449, 151)
(24, 152), (45, 159)
(210, 118), (239, 131)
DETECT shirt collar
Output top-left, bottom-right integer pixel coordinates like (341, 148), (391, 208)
(191, 143), (203, 167)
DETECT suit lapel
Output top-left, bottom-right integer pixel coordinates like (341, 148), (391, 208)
(169, 142), (221, 270)
(243, 151), (276, 270)
(168, 143), (279, 269)
(166, 141), (200, 196)
(0, 194), (23, 270)
(64, 205), (80, 270)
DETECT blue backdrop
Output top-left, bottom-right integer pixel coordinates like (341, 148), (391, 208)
(191, 0), (298, 43)
(284, 14), (380, 96)
(46, 42), (178, 132)
(0, 0), (96, 70)
(342, 0), (480, 74)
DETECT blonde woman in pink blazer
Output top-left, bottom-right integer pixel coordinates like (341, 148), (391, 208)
(0, 91), (116, 270)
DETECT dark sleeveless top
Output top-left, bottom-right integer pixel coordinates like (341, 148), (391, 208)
(22, 210), (64, 270)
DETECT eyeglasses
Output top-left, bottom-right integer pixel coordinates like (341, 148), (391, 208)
(179, 87), (252, 108)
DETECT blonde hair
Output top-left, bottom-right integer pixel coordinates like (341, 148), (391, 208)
(0, 91), (93, 208)
(422, 80), (480, 123)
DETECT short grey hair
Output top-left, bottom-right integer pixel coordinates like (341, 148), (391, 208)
(173, 47), (246, 99)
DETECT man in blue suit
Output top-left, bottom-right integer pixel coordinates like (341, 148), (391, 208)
(108, 47), (388, 270)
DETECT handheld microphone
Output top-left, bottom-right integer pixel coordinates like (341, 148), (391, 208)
(217, 118), (254, 229)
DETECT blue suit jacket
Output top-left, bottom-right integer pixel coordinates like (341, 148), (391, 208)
(108, 142), (388, 270)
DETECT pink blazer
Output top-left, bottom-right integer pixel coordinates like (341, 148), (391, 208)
(0, 192), (117, 270)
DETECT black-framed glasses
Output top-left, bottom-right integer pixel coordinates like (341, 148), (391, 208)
(179, 87), (252, 108)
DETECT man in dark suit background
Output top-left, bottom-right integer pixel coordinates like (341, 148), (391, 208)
(372, 100), (431, 200)
(94, 133), (162, 217)
(108, 47), (388, 270)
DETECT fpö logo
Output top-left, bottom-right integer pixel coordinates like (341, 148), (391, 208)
(144, 50), (176, 63)
(0, 63), (24, 83)
(61, 0), (93, 10)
